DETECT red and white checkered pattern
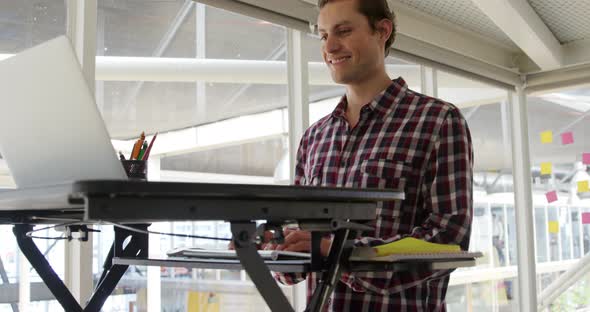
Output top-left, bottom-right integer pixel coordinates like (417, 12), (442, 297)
(276, 77), (474, 311)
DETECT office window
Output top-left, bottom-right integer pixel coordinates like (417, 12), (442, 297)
(434, 70), (516, 311)
(535, 206), (549, 262)
(527, 87), (590, 310)
(95, 1), (288, 310)
(97, 0), (197, 138)
(0, 0), (66, 53)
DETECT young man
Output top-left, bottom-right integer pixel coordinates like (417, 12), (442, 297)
(272, 0), (473, 310)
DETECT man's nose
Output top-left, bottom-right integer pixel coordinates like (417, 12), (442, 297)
(324, 36), (341, 53)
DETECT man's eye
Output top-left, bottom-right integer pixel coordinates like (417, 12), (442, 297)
(320, 35), (327, 41)
(337, 29), (351, 35)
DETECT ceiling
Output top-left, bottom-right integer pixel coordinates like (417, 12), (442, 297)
(528, 0), (590, 44)
(394, 0), (590, 46)
(395, 0), (517, 48)
(244, 0), (590, 76)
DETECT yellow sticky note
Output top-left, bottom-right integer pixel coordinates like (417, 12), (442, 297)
(578, 180), (590, 193)
(188, 291), (220, 312)
(540, 162), (552, 176)
(548, 221), (559, 233)
(541, 131), (553, 144)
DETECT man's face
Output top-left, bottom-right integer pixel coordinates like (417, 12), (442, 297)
(318, 0), (385, 85)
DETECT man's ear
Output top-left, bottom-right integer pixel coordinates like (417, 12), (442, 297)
(376, 19), (393, 44)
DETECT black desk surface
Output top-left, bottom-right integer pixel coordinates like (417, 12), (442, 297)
(0, 180), (404, 224)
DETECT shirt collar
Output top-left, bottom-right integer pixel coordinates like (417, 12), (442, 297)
(331, 77), (408, 120)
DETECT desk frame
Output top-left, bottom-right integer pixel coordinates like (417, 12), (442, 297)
(1, 181), (405, 312)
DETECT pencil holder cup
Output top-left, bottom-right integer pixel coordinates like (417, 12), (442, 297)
(121, 160), (148, 181)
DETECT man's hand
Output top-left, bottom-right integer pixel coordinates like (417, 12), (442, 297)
(228, 230), (274, 250)
(269, 229), (332, 257)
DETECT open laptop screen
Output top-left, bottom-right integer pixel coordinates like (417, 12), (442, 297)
(0, 36), (127, 188)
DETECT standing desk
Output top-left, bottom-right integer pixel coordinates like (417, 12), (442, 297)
(0, 180), (468, 312)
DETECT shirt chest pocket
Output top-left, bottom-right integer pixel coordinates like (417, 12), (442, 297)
(358, 159), (411, 235)
(358, 159), (410, 191)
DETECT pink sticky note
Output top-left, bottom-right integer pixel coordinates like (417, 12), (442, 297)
(584, 153), (590, 165)
(561, 132), (574, 145)
(582, 213), (590, 225)
(545, 191), (558, 203)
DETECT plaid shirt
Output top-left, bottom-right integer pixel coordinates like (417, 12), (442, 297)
(277, 77), (473, 311)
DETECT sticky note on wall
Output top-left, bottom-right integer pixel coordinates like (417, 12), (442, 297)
(545, 191), (558, 203)
(540, 162), (552, 176)
(541, 131), (553, 144)
(187, 291), (220, 312)
(548, 221), (559, 233)
(579, 181), (590, 193)
(561, 132), (574, 145)
(582, 212), (590, 225)
(583, 153), (590, 165)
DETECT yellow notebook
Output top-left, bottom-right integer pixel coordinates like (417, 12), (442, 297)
(351, 237), (461, 258)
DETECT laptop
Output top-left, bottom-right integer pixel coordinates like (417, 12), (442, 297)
(0, 36), (127, 189)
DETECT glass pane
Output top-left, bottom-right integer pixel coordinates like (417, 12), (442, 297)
(95, 2), (289, 310)
(584, 210), (590, 254)
(436, 71), (514, 309)
(571, 207), (581, 258)
(471, 281), (494, 311)
(506, 205), (517, 265)
(446, 285), (468, 312)
(100, 1), (195, 58)
(100, 81), (197, 139)
(528, 86), (590, 308)
(491, 205), (507, 267)
(548, 207), (560, 261)
(560, 206), (572, 260)
(205, 7), (285, 60)
(471, 203), (492, 267)
(535, 206), (549, 262)
(0, 0), (66, 53)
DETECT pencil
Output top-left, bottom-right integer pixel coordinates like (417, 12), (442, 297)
(142, 132), (158, 160)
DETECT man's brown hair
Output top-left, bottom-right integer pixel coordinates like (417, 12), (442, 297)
(318, 0), (397, 56)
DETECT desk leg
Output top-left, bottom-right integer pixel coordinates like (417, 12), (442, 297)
(305, 229), (354, 312)
(310, 232), (324, 271)
(13, 224), (148, 312)
(95, 242), (114, 289)
(13, 224), (84, 312)
(231, 222), (295, 312)
(85, 224), (148, 312)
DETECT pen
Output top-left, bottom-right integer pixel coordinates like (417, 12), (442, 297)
(118, 151), (126, 161)
(137, 141), (148, 160)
